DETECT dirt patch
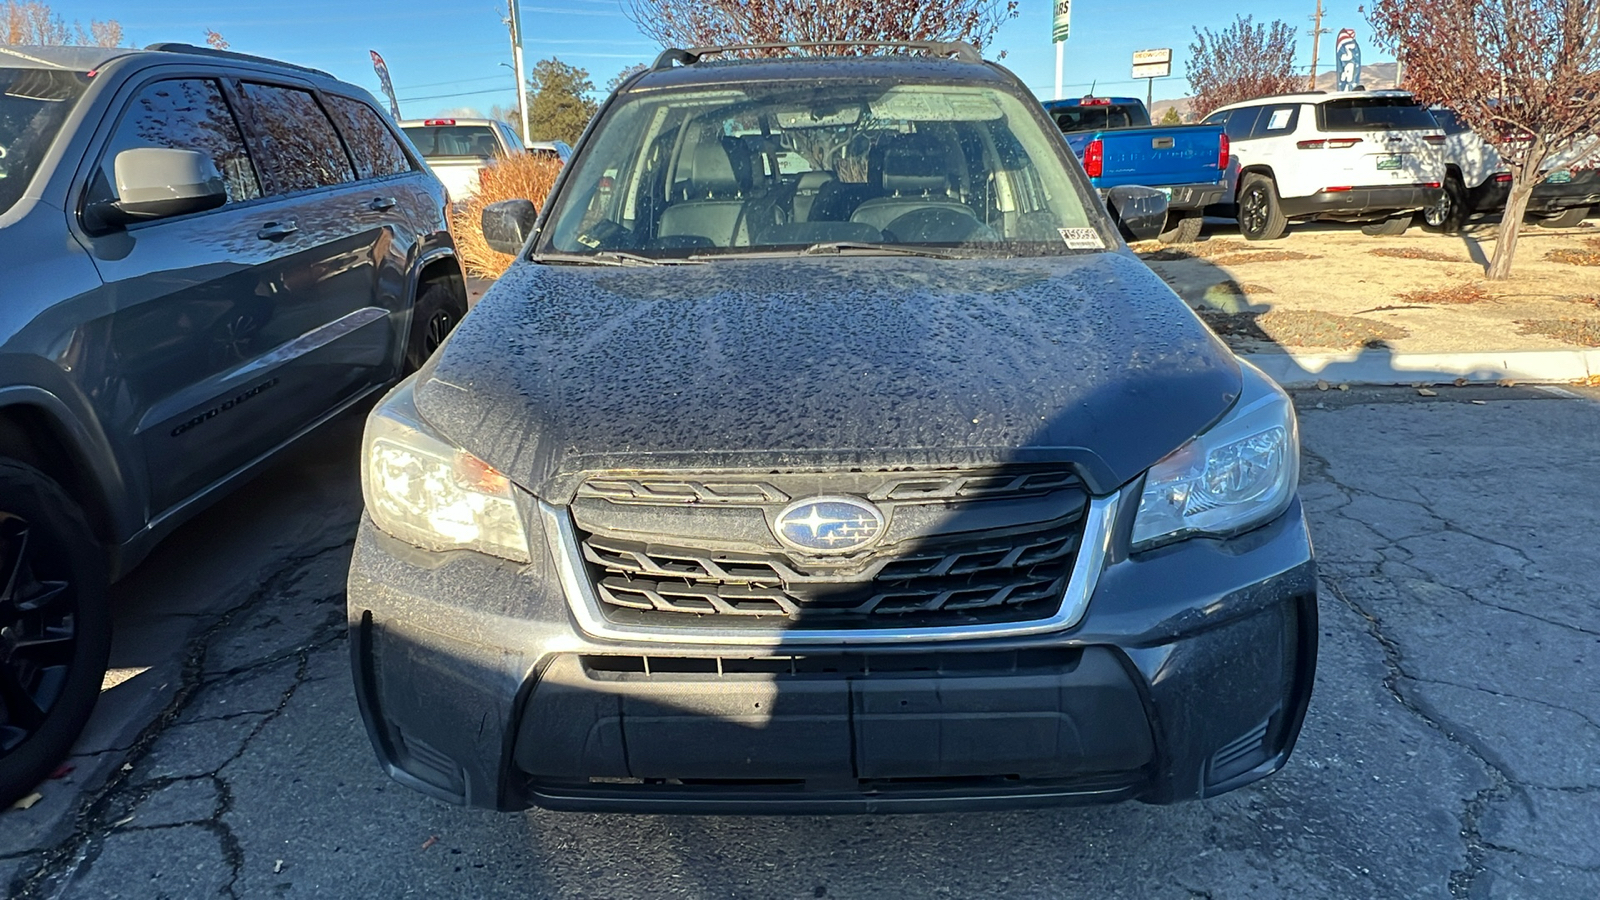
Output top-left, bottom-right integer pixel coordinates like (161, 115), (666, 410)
(1396, 283), (1491, 305)
(1212, 250), (1320, 265)
(1368, 247), (1469, 263)
(1137, 247), (1196, 262)
(1199, 308), (1409, 349)
(1516, 318), (1600, 347)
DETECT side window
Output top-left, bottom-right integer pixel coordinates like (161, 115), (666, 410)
(322, 95), (412, 179)
(499, 121), (523, 152)
(1201, 109), (1230, 128)
(1254, 105), (1300, 138)
(97, 78), (260, 206)
(1223, 107), (1264, 141)
(240, 83), (356, 193)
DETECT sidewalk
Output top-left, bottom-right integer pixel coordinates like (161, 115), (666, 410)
(1138, 219), (1600, 386)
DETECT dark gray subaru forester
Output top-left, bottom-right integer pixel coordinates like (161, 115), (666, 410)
(349, 42), (1317, 814)
(0, 43), (465, 804)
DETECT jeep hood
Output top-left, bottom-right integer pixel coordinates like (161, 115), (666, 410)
(415, 253), (1241, 500)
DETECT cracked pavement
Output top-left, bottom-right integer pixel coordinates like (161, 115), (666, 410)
(0, 387), (1596, 898)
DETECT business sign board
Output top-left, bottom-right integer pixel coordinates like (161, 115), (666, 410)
(1335, 29), (1362, 91)
(1053, 0), (1072, 43)
(1131, 48), (1172, 80)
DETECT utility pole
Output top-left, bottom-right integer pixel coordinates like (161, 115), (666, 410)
(507, 1), (530, 145)
(1307, 0), (1327, 91)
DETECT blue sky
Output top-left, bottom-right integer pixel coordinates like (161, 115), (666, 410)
(44, 1), (1394, 116)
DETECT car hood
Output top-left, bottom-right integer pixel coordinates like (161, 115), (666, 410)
(415, 253), (1241, 500)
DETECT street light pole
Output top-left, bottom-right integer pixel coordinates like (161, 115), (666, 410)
(508, 0), (530, 145)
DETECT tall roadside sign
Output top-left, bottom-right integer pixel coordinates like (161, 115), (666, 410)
(1335, 28), (1362, 91)
(1053, 0), (1071, 99)
(1131, 48), (1172, 110)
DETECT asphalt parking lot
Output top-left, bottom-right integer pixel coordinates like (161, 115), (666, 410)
(0, 385), (1596, 900)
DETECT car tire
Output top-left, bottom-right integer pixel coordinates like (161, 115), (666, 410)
(1534, 206), (1590, 229)
(1422, 174), (1467, 234)
(1157, 211), (1204, 244)
(1361, 214), (1412, 236)
(1237, 174), (1288, 241)
(0, 459), (110, 809)
(405, 279), (469, 373)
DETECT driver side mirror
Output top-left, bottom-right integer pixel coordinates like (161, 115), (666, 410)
(108, 148), (227, 223)
(481, 199), (538, 255)
(1104, 185), (1169, 243)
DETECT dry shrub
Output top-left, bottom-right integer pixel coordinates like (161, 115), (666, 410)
(1369, 247), (1468, 263)
(1212, 250), (1318, 265)
(1546, 241), (1600, 267)
(1516, 318), (1600, 347)
(1396, 283), (1490, 304)
(1198, 308), (1407, 349)
(1137, 247), (1197, 262)
(451, 154), (564, 278)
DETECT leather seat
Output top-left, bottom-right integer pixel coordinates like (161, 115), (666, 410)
(658, 140), (753, 247)
(849, 137), (975, 232)
(791, 170), (836, 222)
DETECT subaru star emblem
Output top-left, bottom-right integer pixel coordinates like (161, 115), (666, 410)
(773, 496), (885, 555)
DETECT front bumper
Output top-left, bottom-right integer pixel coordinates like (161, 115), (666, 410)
(348, 495), (1318, 814)
(1278, 185), (1441, 219)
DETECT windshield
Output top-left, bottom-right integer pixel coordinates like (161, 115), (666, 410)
(0, 67), (88, 216)
(1319, 97), (1437, 132)
(401, 124), (501, 159)
(540, 80), (1102, 260)
(1051, 103), (1151, 133)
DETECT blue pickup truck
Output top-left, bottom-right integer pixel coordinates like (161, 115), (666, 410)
(1044, 97), (1228, 243)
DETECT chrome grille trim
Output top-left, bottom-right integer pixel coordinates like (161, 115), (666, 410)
(540, 489), (1122, 647)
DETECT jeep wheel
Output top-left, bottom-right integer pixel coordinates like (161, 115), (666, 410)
(0, 460), (110, 808)
(405, 280), (469, 372)
(1422, 175), (1467, 234)
(1534, 206), (1591, 229)
(1157, 211), (1204, 244)
(1237, 175), (1288, 241)
(1361, 213), (1412, 236)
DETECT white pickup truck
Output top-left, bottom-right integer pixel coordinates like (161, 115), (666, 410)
(399, 117), (525, 204)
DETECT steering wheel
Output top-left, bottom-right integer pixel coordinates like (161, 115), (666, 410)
(882, 207), (998, 244)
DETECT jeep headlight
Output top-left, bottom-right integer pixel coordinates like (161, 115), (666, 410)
(360, 380), (531, 563)
(1131, 363), (1299, 550)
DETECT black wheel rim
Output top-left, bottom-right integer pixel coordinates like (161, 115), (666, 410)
(0, 513), (76, 755)
(1241, 187), (1267, 234)
(424, 311), (453, 355)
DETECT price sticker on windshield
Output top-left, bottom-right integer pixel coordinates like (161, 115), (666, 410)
(1058, 227), (1105, 250)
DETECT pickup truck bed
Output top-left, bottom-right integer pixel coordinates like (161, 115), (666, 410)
(1044, 98), (1227, 243)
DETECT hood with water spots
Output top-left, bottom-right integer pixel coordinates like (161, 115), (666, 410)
(416, 253), (1241, 500)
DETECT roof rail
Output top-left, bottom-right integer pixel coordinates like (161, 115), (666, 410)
(142, 42), (334, 79)
(650, 40), (983, 70)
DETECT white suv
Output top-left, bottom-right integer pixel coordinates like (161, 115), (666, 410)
(1426, 107), (1598, 233)
(1202, 90), (1445, 240)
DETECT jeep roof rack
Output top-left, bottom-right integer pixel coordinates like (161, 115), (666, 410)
(143, 42), (334, 79)
(650, 40), (983, 71)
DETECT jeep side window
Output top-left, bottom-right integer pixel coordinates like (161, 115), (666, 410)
(323, 95), (412, 179)
(1253, 105), (1300, 138)
(1222, 107), (1263, 141)
(94, 78), (261, 207)
(240, 83), (357, 194)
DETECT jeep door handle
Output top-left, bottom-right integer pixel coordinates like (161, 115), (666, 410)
(368, 196), (397, 211)
(257, 220), (299, 240)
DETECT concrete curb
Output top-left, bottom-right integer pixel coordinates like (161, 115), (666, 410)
(1243, 348), (1600, 389)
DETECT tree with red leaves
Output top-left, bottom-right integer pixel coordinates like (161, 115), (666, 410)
(1367, 0), (1600, 279)
(1186, 15), (1301, 120)
(623, 0), (1017, 55)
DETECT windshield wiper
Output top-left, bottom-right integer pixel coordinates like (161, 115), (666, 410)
(530, 251), (704, 267)
(798, 242), (967, 259)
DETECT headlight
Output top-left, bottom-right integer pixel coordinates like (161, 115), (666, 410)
(1131, 363), (1299, 550)
(360, 380), (531, 563)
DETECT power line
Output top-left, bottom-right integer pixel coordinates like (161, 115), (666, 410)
(396, 74), (509, 91)
(399, 87), (515, 102)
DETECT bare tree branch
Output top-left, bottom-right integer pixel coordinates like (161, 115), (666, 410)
(1186, 15), (1301, 119)
(623, 0), (1018, 56)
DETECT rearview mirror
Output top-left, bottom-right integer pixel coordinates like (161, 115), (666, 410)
(482, 198), (538, 255)
(1104, 185), (1169, 243)
(112, 148), (227, 222)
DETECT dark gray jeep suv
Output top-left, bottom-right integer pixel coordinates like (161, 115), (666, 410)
(0, 43), (465, 803)
(349, 42), (1317, 814)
